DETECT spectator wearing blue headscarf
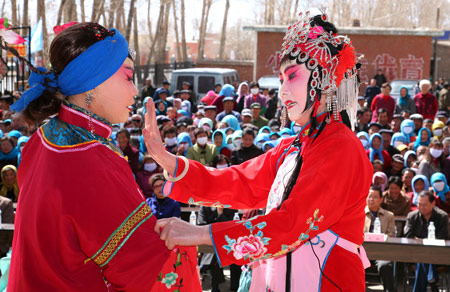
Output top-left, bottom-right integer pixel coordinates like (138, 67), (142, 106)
(17, 136), (29, 166)
(280, 128), (293, 139)
(413, 127), (431, 151)
(410, 174), (430, 209)
(269, 131), (280, 141)
(262, 140), (278, 153)
(181, 100), (192, 117)
(258, 126), (271, 135)
(400, 119), (415, 144)
(7, 130), (22, 147)
(391, 132), (407, 149)
(366, 133), (391, 170)
(254, 133), (270, 149)
(431, 172), (450, 213)
(211, 84), (236, 114)
(395, 86), (416, 114)
(357, 131), (370, 150)
(176, 132), (193, 157)
(0, 137), (19, 169)
(222, 115), (241, 132)
(212, 130), (231, 158)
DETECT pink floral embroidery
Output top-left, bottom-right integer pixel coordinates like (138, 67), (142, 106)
(308, 26), (324, 39)
(232, 234), (268, 260)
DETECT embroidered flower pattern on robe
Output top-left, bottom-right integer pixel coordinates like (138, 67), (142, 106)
(273, 209), (323, 257)
(222, 220), (271, 261)
(157, 248), (188, 291)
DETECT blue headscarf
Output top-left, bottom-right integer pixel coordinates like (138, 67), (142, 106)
(404, 150), (417, 167)
(12, 29), (128, 112)
(400, 119), (415, 144)
(255, 133), (270, 147)
(391, 132), (407, 147)
(262, 140), (278, 152)
(212, 130), (227, 152)
(412, 175), (430, 205)
(8, 130), (22, 139)
(181, 100), (191, 116)
(357, 131), (370, 150)
(177, 132), (193, 156)
(398, 86), (410, 106)
(142, 96), (151, 114)
(232, 130), (243, 147)
(413, 127), (431, 151)
(177, 109), (188, 117)
(280, 128), (293, 138)
(199, 118), (214, 132)
(155, 100), (168, 116)
(269, 131), (281, 140)
(369, 133), (384, 163)
(431, 172), (449, 203)
(291, 122), (302, 134)
(222, 115), (241, 131)
(258, 126), (271, 135)
(219, 84), (235, 97)
(17, 136), (29, 166)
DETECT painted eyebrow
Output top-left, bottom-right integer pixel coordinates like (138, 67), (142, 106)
(283, 64), (297, 74)
(123, 66), (135, 73)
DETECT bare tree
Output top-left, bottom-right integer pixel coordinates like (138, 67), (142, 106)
(23, 0), (29, 26)
(11, 0), (17, 25)
(108, 0), (117, 28)
(180, 0), (188, 62)
(133, 6), (141, 83)
(37, 0), (48, 62)
(56, 0), (67, 25)
(80, 0), (86, 22)
(125, 0), (135, 41)
(219, 0), (230, 60)
(172, 0), (182, 61)
(115, 0), (125, 32)
(64, 0), (78, 23)
(146, 0), (165, 65)
(197, 0), (213, 60)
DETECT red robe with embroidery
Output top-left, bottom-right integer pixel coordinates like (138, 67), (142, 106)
(8, 103), (200, 291)
(164, 119), (373, 291)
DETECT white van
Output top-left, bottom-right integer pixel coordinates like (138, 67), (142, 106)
(169, 68), (240, 101)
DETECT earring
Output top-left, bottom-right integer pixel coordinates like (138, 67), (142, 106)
(281, 106), (288, 129)
(86, 92), (95, 134)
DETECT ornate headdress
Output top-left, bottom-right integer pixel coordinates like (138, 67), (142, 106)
(280, 10), (361, 129)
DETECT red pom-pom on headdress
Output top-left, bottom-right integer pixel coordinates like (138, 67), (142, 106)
(53, 21), (78, 35)
(334, 43), (356, 88)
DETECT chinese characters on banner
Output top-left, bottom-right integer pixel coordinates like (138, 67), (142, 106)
(265, 52), (425, 83)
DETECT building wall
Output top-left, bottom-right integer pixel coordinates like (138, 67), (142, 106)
(195, 60), (254, 84)
(255, 31), (433, 93)
(437, 42), (450, 80)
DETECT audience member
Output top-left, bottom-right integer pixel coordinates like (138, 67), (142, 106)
(364, 78), (381, 108)
(366, 133), (391, 170)
(381, 176), (411, 216)
(417, 139), (445, 181)
(395, 87), (416, 114)
(136, 155), (163, 198)
(244, 82), (267, 114)
(401, 168), (416, 194)
(414, 80), (438, 120)
(186, 128), (218, 166)
(410, 113), (424, 135)
(431, 172), (450, 214)
(371, 83), (395, 123)
(230, 128), (263, 165)
(116, 128), (140, 174)
(250, 103), (269, 129)
(408, 174), (429, 211)
(146, 174), (180, 219)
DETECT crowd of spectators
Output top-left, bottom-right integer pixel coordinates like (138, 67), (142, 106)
(2, 72), (450, 291)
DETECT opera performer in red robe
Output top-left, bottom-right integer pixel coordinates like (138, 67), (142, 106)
(3, 23), (200, 291)
(143, 11), (373, 292)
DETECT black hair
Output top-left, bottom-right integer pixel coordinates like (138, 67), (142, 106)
(194, 127), (207, 138)
(249, 82), (259, 89)
(242, 128), (256, 139)
(418, 190), (435, 203)
(377, 108), (389, 115)
(213, 154), (230, 167)
(388, 176), (403, 189)
(129, 128), (142, 135)
(268, 88), (276, 95)
(381, 83), (391, 90)
(116, 128), (130, 139)
(162, 125), (177, 137)
(357, 107), (371, 116)
(402, 167), (416, 176)
(369, 185), (383, 198)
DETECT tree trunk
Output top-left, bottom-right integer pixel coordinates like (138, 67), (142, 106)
(23, 0), (29, 26)
(91, 0), (99, 21)
(56, 0), (67, 25)
(125, 0), (135, 41)
(133, 6), (141, 84)
(198, 0), (212, 60)
(292, 0), (299, 21)
(108, 0), (117, 28)
(37, 0), (48, 64)
(180, 0), (188, 62)
(80, 0), (85, 22)
(172, 0), (181, 61)
(11, 0), (17, 25)
(146, 0), (165, 65)
(219, 0), (230, 60)
(115, 0), (125, 31)
(64, 0), (78, 23)
(197, 0), (207, 61)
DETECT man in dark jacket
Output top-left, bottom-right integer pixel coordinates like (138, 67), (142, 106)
(116, 128), (140, 174)
(145, 174), (180, 219)
(405, 191), (448, 292)
(140, 77), (156, 102)
(230, 128), (263, 165)
(264, 89), (278, 120)
(365, 78), (381, 108)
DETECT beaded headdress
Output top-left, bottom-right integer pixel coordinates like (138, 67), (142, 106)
(280, 10), (361, 129)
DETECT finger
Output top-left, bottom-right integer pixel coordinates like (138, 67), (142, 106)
(159, 219), (173, 241)
(154, 218), (169, 234)
(144, 99), (156, 131)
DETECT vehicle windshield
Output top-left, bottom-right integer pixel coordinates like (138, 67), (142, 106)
(390, 80), (417, 98)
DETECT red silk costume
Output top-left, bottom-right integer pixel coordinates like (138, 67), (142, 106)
(164, 119), (373, 291)
(8, 102), (201, 291)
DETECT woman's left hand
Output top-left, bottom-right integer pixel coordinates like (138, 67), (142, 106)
(155, 217), (212, 250)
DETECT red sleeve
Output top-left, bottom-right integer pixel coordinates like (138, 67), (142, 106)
(163, 138), (296, 210)
(210, 127), (373, 267)
(382, 150), (392, 169)
(371, 96), (378, 112)
(433, 96), (438, 118)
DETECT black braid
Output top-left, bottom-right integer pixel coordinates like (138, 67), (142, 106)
(0, 39), (38, 73)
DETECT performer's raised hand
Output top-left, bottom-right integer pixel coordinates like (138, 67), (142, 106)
(143, 99), (176, 174)
(155, 217), (212, 250)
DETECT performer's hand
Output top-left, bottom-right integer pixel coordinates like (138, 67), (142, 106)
(155, 217), (212, 250)
(143, 99), (177, 174)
